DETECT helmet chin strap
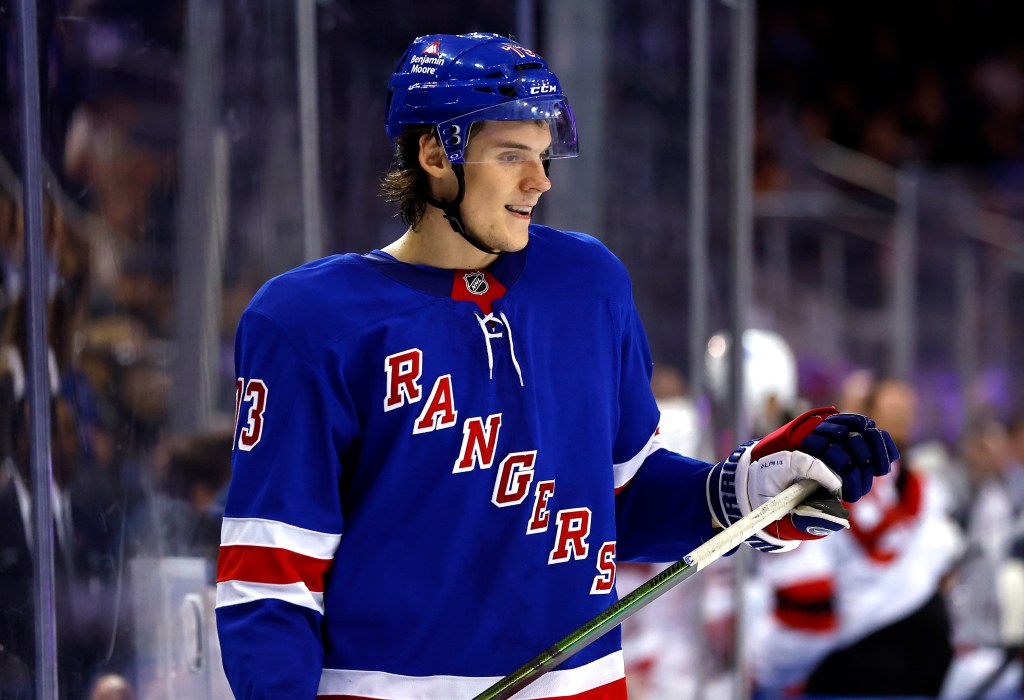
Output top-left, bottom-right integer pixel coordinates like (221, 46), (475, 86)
(424, 165), (501, 256)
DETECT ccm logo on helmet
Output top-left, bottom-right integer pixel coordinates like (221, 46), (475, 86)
(529, 84), (558, 95)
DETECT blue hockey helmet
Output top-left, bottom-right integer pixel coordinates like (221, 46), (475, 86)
(385, 33), (578, 165)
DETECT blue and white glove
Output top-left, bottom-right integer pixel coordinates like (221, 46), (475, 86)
(706, 407), (899, 552)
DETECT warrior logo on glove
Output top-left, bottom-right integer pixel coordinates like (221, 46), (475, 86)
(706, 407), (899, 553)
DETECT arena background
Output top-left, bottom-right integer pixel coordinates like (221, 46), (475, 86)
(3, 1), (1023, 698)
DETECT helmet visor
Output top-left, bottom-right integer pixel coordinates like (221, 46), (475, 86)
(438, 97), (578, 165)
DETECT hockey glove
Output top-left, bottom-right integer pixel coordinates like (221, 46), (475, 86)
(797, 411), (898, 502)
(706, 406), (899, 552)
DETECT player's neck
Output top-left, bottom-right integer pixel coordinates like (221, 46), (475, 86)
(383, 210), (498, 270)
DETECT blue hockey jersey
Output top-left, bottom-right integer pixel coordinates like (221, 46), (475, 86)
(216, 225), (715, 699)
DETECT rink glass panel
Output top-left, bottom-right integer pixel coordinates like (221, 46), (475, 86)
(6, 1), (1024, 699)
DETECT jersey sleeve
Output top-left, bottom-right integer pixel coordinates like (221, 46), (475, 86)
(615, 448), (716, 562)
(216, 307), (356, 699)
(610, 295), (716, 562)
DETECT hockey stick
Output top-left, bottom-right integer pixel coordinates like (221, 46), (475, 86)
(472, 478), (821, 700)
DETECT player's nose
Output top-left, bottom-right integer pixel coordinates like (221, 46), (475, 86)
(522, 159), (551, 193)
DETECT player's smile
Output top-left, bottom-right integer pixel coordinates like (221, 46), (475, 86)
(505, 204), (535, 220)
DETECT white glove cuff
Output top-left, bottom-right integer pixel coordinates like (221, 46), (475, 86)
(729, 441), (799, 552)
(741, 443), (839, 553)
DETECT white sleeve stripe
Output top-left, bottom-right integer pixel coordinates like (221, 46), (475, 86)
(220, 517), (341, 559)
(613, 430), (665, 489)
(215, 579), (325, 615)
(317, 650), (624, 698)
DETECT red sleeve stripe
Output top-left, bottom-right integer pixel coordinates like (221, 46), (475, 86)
(773, 578), (837, 632)
(774, 607), (837, 633)
(217, 544), (332, 592)
(220, 516), (341, 559)
(613, 429), (664, 492)
(776, 578), (834, 603)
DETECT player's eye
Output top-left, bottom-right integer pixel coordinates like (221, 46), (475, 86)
(497, 152), (525, 163)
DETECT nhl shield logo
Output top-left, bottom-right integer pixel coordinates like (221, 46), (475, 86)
(463, 271), (489, 295)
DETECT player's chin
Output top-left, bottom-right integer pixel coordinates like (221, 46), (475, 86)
(500, 229), (530, 253)
(483, 223), (529, 254)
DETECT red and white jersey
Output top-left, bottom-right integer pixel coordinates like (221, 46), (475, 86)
(749, 461), (962, 690)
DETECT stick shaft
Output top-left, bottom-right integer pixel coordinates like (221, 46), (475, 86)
(473, 479), (819, 700)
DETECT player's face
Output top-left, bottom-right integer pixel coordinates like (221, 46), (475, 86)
(458, 120), (552, 252)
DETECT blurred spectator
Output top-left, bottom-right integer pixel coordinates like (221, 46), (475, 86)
(130, 429), (231, 564)
(113, 253), (173, 338)
(0, 188), (19, 325)
(1, 294), (64, 461)
(0, 183), (87, 324)
(942, 414), (1024, 697)
(649, 363), (704, 460)
(957, 416), (1024, 556)
(619, 364), (713, 699)
(0, 284), (128, 699)
(756, 1), (1024, 173)
(0, 642), (32, 700)
(1011, 415), (1024, 569)
(63, 93), (176, 311)
(1007, 414), (1024, 513)
(115, 355), (171, 451)
(0, 183), (92, 442)
(87, 673), (136, 700)
(63, 97), (166, 244)
(0, 393), (124, 699)
(750, 376), (962, 697)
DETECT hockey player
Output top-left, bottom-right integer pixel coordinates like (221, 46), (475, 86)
(215, 32), (898, 700)
(750, 378), (962, 698)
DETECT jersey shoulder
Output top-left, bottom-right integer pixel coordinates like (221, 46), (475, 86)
(240, 253), (406, 356)
(526, 225), (633, 300)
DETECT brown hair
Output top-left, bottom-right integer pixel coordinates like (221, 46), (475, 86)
(381, 122), (491, 228)
(380, 125), (436, 229)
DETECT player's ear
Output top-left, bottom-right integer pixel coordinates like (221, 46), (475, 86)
(418, 131), (449, 177)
